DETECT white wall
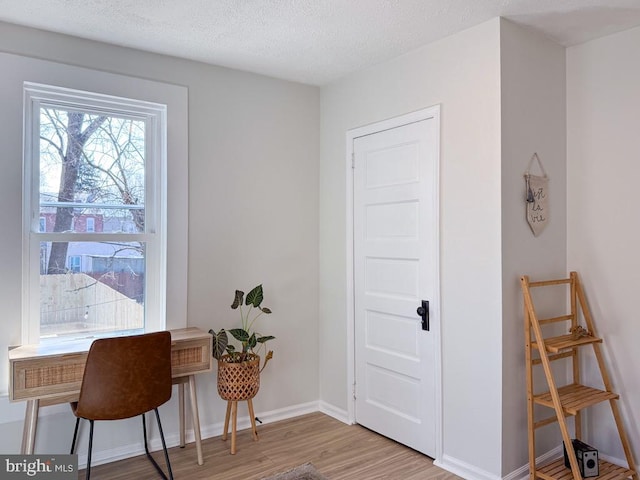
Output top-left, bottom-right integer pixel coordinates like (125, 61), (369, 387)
(319, 19), (504, 478)
(567, 25), (640, 463)
(0, 21), (320, 464)
(499, 19), (567, 475)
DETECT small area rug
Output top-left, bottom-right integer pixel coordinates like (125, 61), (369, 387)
(260, 463), (328, 480)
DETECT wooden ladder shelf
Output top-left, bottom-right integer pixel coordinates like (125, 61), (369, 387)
(521, 272), (637, 480)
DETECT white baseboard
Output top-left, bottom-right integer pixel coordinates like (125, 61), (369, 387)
(76, 400), (321, 468)
(318, 401), (349, 424)
(600, 452), (637, 475)
(502, 446), (561, 480)
(434, 455), (502, 480)
(198, 400), (320, 441)
(76, 443), (148, 470)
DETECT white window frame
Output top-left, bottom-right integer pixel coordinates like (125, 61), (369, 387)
(86, 217), (95, 233)
(22, 82), (167, 344)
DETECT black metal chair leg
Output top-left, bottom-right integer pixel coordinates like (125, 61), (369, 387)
(142, 412), (172, 480)
(155, 408), (174, 480)
(86, 420), (94, 480)
(71, 417), (80, 454)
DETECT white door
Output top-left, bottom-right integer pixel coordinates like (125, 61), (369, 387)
(353, 111), (439, 457)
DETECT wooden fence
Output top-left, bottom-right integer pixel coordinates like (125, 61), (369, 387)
(40, 273), (144, 337)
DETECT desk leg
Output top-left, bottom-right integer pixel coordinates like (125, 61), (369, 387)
(188, 375), (204, 466)
(178, 382), (186, 448)
(21, 400), (39, 454)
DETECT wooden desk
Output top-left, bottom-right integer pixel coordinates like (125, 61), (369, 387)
(8, 327), (212, 466)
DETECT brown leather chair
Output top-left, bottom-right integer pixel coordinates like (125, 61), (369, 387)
(70, 331), (174, 480)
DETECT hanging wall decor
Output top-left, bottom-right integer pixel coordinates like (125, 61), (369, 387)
(524, 153), (549, 236)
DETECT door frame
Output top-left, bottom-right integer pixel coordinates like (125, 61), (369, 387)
(345, 105), (442, 461)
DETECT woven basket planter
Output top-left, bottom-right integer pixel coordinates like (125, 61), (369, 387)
(217, 353), (260, 401)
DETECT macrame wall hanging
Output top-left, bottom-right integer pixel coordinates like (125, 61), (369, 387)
(524, 153), (549, 237)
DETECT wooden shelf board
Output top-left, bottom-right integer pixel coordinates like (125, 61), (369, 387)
(534, 384), (619, 415)
(533, 334), (602, 353)
(535, 457), (635, 480)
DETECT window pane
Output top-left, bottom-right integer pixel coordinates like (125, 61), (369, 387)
(39, 108), (145, 233)
(39, 241), (145, 339)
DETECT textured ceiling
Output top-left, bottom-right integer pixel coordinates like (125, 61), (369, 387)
(1, 0), (640, 85)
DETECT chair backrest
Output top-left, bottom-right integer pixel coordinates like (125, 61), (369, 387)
(75, 331), (172, 420)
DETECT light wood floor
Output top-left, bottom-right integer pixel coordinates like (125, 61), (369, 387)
(83, 412), (461, 479)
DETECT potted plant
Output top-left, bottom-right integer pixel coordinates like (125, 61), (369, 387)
(209, 285), (275, 402)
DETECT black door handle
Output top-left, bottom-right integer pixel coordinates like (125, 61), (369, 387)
(416, 300), (429, 331)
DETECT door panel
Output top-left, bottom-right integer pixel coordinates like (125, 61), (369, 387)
(354, 115), (438, 457)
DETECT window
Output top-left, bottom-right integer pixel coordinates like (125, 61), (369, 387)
(68, 255), (81, 273)
(23, 83), (167, 343)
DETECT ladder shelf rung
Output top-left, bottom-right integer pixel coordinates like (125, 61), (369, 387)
(538, 314), (574, 325)
(534, 414), (562, 429)
(534, 384), (619, 415)
(532, 351), (574, 365)
(533, 334), (603, 353)
(528, 278), (572, 287)
(536, 457), (635, 480)
(532, 410), (575, 429)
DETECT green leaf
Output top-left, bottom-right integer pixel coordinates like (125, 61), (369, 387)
(257, 335), (275, 343)
(226, 344), (236, 352)
(259, 306), (272, 314)
(229, 328), (249, 342)
(248, 333), (257, 349)
(231, 290), (244, 309)
(245, 285), (263, 307)
(209, 329), (228, 359)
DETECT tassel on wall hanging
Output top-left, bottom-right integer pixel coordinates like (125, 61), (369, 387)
(524, 153), (549, 237)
